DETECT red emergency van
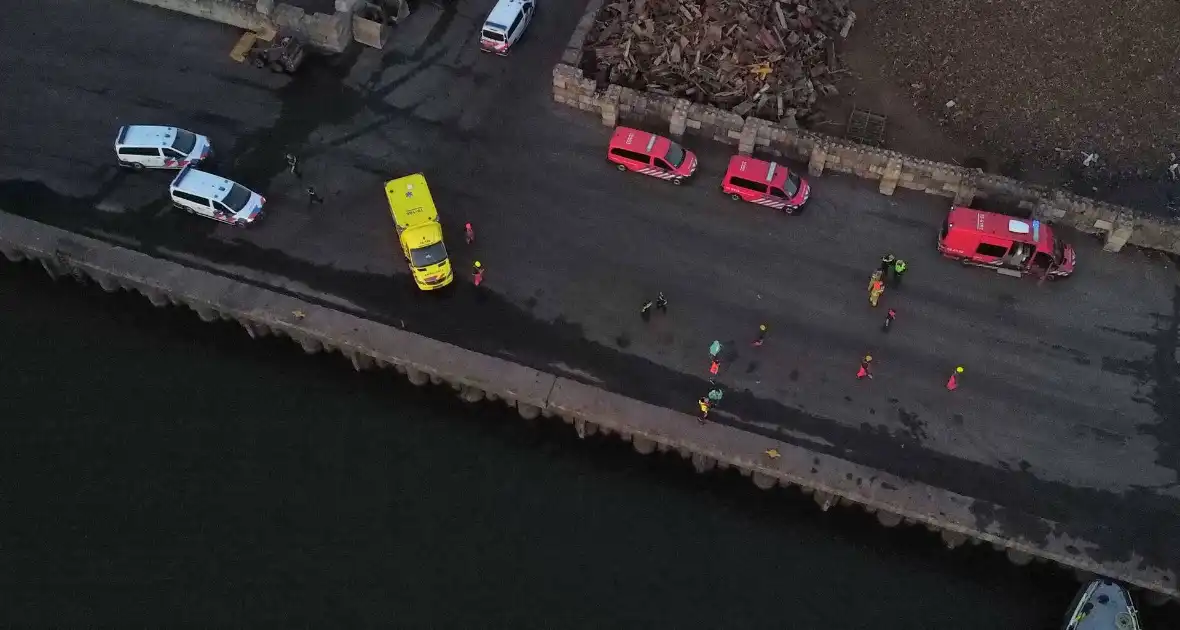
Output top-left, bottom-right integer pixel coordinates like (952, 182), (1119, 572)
(938, 207), (1076, 278)
(721, 155), (810, 214)
(606, 126), (698, 185)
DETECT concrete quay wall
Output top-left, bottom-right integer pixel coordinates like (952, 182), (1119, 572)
(553, 1), (1180, 256)
(129, 0), (356, 53)
(1, 210), (1176, 604)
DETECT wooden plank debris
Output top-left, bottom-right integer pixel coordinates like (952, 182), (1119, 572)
(585, 0), (854, 124)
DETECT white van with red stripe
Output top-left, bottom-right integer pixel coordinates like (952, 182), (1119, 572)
(606, 126), (698, 185)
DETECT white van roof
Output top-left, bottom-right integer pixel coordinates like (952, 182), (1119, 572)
(484, 0), (524, 30)
(117, 125), (178, 148)
(170, 166), (236, 201)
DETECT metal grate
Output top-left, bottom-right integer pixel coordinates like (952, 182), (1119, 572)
(846, 108), (887, 147)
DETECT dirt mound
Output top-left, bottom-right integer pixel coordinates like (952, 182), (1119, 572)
(860, 0), (1180, 176)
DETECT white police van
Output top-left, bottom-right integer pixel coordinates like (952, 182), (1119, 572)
(115, 125), (212, 171)
(169, 165), (265, 226)
(479, 0), (535, 55)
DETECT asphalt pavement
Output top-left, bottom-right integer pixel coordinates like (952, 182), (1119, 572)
(2, 0), (1178, 575)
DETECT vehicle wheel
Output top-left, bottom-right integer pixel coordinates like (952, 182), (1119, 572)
(784, 205), (796, 215)
(672, 177), (683, 185)
(235, 219), (248, 227)
(729, 193), (741, 201)
(616, 164), (627, 172)
(131, 162), (145, 171)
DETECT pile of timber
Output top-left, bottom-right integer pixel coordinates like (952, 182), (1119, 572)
(586, 0), (856, 124)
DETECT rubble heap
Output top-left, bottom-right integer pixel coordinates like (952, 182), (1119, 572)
(585, 0), (856, 125)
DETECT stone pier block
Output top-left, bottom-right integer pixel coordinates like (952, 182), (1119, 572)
(194, 305), (219, 322)
(876, 511), (903, 527)
(297, 335), (324, 354)
(632, 435), (656, 454)
(808, 144), (828, 177)
(460, 385), (485, 403)
(1104, 217), (1134, 252)
(517, 402), (542, 420)
(941, 530), (969, 549)
(405, 367), (429, 386)
(691, 453), (716, 473)
(752, 472), (777, 490)
(349, 352), (375, 371)
(878, 158), (902, 195)
(669, 101), (689, 138)
(738, 119), (758, 156)
(1005, 548), (1034, 566)
(813, 490), (837, 511)
(146, 290), (170, 308)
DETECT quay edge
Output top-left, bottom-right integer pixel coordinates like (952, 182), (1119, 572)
(1, 209), (1176, 604)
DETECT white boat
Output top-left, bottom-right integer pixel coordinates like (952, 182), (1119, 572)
(1064, 579), (1142, 630)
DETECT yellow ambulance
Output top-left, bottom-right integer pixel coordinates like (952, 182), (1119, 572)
(384, 173), (453, 290)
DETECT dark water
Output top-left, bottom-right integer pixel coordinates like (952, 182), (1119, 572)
(0, 261), (1175, 628)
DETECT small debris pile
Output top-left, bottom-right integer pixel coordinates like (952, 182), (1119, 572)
(585, 0), (856, 124)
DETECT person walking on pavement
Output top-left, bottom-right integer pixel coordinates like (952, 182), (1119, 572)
(893, 258), (908, 288)
(465, 222), (475, 245)
(286, 153), (301, 178)
(306, 185), (323, 205)
(947, 366), (964, 390)
(697, 397), (711, 422)
(640, 299), (654, 321)
(857, 355), (874, 380)
(472, 261), (484, 286)
(882, 308), (896, 332)
(868, 270), (885, 307)
(709, 358), (721, 376)
(751, 323), (768, 347)
(655, 292), (668, 314)
(709, 340), (722, 360)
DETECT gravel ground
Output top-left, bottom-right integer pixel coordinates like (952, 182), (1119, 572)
(860, 0), (1180, 178)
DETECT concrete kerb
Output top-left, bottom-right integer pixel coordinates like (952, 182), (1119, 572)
(1, 209), (1177, 603)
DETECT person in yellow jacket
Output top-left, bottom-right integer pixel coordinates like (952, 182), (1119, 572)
(868, 270), (885, 307)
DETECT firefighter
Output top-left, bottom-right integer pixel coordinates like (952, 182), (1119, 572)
(698, 397), (711, 422)
(868, 270), (885, 307)
(880, 253), (896, 276)
(882, 308), (896, 332)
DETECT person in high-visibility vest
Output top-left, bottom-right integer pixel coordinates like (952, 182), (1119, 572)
(698, 397), (711, 422)
(893, 258), (908, 288)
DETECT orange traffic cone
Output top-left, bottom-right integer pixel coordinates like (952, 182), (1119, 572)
(947, 366), (964, 390)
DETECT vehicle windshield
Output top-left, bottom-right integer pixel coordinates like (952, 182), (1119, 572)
(784, 171), (802, 197)
(664, 143), (686, 168)
(410, 242), (448, 268)
(171, 129), (197, 154)
(221, 184), (253, 212)
(482, 29), (505, 42)
(1052, 236), (1065, 264)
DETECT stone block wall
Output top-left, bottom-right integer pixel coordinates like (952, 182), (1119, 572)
(551, 60), (1180, 255)
(132, 0), (358, 53)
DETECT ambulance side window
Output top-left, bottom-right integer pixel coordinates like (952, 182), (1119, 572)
(611, 148), (650, 163)
(730, 177), (767, 193)
(654, 157), (672, 170)
(508, 11), (523, 36)
(975, 243), (1008, 258)
(769, 187), (787, 198)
